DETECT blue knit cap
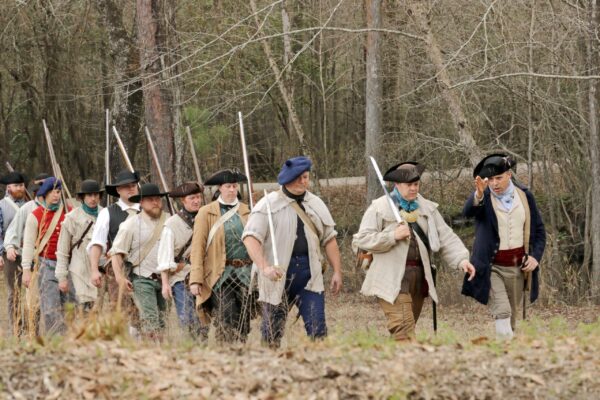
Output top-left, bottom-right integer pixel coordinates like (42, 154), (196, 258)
(37, 177), (62, 198)
(277, 156), (312, 185)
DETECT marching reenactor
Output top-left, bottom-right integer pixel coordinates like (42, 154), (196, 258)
(353, 162), (475, 341)
(189, 169), (253, 343)
(21, 177), (76, 335)
(87, 169), (140, 334)
(109, 183), (169, 340)
(243, 157), (343, 347)
(0, 171), (29, 335)
(157, 182), (207, 339)
(55, 180), (104, 312)
(462, 154), (546, 339)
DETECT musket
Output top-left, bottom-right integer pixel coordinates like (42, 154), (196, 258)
(5, 162), (32, 201)
(186, 126), (203, 185)
(112, 126), (135, 173)
(145, 127), (175, 214)
(42, 120), (74, 204)
(239, 112), (254, 209)
(186, 125), (206, 204)
(522, 254), (531, 320)
(263, 190), (280, 270)
(105, 109), (111, 207)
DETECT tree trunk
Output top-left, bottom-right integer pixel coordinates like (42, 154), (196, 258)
(408, 2), (483, 166)
(97, 0), (144, 173)
(136, 0), (176, 188)
(587, 0), (600, 299)
(365, 0), (383, 203)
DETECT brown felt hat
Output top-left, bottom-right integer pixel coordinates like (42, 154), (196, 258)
(383, 162), (425, 183)
(169, 182), (203, 198)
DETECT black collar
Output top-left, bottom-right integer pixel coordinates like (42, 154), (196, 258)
(282, 186), (306, 202)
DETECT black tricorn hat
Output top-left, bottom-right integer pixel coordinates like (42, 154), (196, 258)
(473, 154), (516, 178)
(77, 179), (105, 197)
(383, 162), (425, 183)
(128, 183), (168, 203)
(204, 169), (247, 186)
(169, 182), (203, 198)
(105, 170), (140, 197)
(0, 171), (27, 185)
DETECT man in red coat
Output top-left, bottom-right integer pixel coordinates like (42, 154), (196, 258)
(21, 177), (75, 335)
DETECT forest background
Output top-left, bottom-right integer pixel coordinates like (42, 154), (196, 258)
(1, 0), (600, 305)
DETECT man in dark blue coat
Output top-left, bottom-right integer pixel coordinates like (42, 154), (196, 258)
(462, 154), (546, 339)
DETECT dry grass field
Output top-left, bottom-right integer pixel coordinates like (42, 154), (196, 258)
(2, 180), (599, 399)
(1, 281), (600, 399)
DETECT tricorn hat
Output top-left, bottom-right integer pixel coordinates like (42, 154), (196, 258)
(383, 162), (425, 183)
(169, 182), (203, 198)
(0, 171), (27, 185)
(105, 169), (140, 197)
(77, 179), (104, 197)
(128, 183), (168, 203)
(473, 154), (516, 178)
(204, 169), (247, 186)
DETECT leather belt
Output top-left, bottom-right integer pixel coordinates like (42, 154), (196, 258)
(225, 258), (252, 268)
(405, 259), (422, 268)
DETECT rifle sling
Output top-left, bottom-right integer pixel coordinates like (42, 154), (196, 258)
(206, 204), (239, 249)
(34, 204), (64, 262)
(408, 221), (436, 283)
(174, 235), (193, 263)
(70, 220), (94, 254)
(280, 191), (328, 270)
(134, 212), (166, 267)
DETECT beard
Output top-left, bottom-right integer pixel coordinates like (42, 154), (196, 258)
(9, 187), (26, 200)
(145, 207), (162, 219)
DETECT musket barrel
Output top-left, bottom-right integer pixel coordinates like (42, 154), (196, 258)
(112, 126), (135, 173)
(42, 119), (73, 203)
(186, 126), (203, 184)
(263, 190), (279, 266)
(145, 127), (175, 214)
(239, 112), (254, 209)
(105, 109), (111, 207)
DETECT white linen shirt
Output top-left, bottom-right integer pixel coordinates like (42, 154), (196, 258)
(86, 198), (140, 255)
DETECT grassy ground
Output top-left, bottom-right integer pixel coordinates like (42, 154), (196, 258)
(2, 179), (598, 398)
(1, 288), (599, 399)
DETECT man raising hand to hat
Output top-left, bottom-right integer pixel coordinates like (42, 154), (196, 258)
(354, 162), (475, 341)
(462, 154), (546, 339)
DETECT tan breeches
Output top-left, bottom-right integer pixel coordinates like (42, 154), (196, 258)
(488, 265), (524, 330)
(378, 266), (425, 341)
